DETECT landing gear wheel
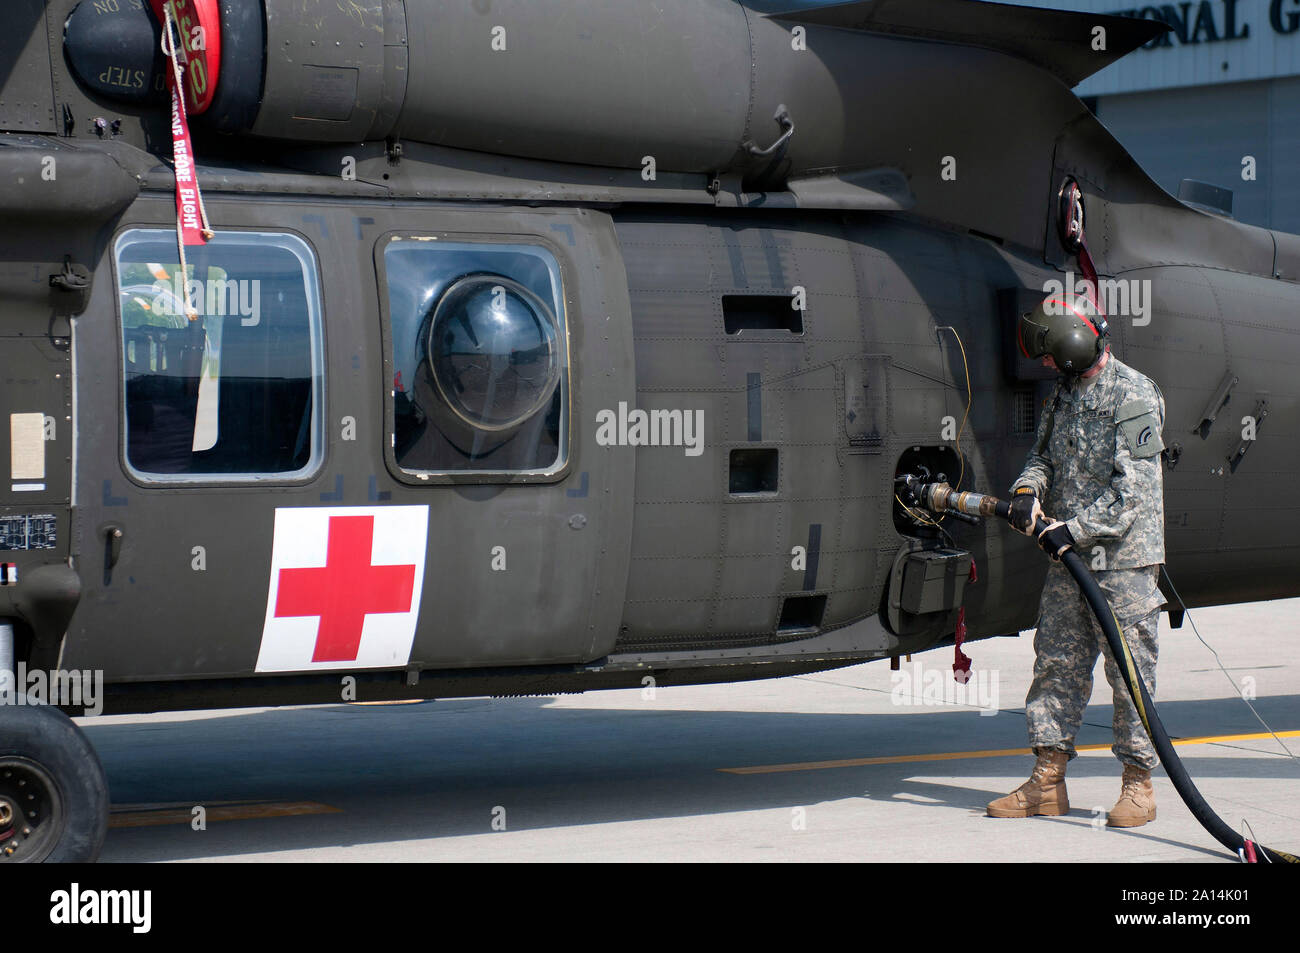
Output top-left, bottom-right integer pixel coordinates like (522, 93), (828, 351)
(0, 699), (108, 862)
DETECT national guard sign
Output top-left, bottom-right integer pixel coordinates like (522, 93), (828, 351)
(256, 506), (429, 673)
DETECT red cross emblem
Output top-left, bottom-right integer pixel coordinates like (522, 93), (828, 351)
(257, 506), (429, 673)
(274, 516), (417, 662)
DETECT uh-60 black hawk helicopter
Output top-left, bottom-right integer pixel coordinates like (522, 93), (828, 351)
(1, 0), (1297, 863)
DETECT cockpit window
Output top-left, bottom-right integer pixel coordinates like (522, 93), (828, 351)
(114, 229), (323, 481)
(382, 239), (569, 476)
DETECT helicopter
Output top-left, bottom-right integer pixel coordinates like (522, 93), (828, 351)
(2, 0), (1298, 861)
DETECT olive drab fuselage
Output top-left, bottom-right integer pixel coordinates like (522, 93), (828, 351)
(2, 0), (1300, 715)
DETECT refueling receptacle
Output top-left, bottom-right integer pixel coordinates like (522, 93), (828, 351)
(883, 451), (976, 648)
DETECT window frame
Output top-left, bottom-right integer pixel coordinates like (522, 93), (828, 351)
(112, 226), (327, 488)
(375, 231), (574, 486)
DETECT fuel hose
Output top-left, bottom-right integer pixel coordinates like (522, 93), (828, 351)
(900, 476), (1299, 864)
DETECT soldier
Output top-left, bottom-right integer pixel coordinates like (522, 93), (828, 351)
(987, 292), (1167, 828)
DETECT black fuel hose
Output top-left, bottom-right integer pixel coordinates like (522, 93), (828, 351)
(1024, 508), (1298, 864)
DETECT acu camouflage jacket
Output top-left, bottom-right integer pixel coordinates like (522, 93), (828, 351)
(1012, 353), (1166, 570)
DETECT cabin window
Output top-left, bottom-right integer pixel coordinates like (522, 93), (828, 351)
(381, 239), (569, 476)
(114, 230), (323, 481)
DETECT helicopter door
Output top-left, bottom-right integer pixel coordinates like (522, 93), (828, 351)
(373, 210), (634, 668)
(64, 227), (328, 680)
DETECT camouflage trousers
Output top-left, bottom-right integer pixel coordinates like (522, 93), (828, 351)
(1025, 563), (1163, 770)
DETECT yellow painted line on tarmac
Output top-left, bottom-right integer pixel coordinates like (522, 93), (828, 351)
(720, 729), (1300, 775)
(109, 800), (341, 829)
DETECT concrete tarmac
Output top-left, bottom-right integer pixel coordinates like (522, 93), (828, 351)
(84, 597), (1300, 862)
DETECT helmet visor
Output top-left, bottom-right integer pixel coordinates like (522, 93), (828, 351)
(1018, 311), (1051, 360)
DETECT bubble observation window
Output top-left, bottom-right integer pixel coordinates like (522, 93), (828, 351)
(383, 240), (569, 475)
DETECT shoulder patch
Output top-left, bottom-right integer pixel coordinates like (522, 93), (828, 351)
(1117, 399), (1164, 458)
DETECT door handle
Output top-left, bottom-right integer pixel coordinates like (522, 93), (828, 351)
(100, 522), (124, 569)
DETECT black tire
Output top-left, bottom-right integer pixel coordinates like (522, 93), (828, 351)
(0, 698), (109, 863)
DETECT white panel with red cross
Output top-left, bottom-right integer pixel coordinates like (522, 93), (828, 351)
(256, 506), (430, 673)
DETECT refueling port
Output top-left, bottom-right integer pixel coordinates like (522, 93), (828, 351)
(884, 449), (974, 646)
(892, 446), (963, 536)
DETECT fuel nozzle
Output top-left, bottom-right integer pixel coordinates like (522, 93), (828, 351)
(896, 473), (984, 526)
(897, 474), (1061, 536)
(897, 474), (1007, 522)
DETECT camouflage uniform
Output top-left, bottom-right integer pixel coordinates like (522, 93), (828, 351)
(1011, 353), (1166, 769)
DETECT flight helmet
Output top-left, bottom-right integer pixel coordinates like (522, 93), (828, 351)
(1018, 292), (1108, 375)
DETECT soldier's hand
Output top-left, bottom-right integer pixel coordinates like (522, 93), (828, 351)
(1009, 489), (1042, 537)
(1036, 520), (1075, 560)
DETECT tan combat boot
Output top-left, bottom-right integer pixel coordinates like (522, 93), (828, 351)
(1107, 764), (1156, 827)
(987, 748), (1070, 818)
